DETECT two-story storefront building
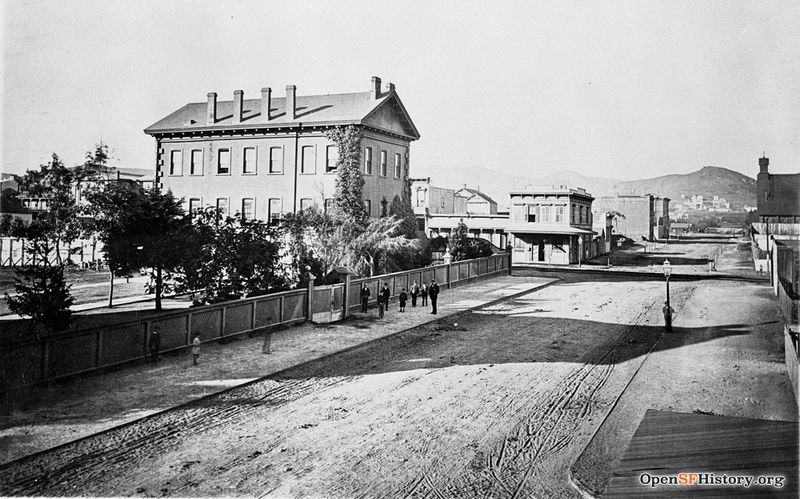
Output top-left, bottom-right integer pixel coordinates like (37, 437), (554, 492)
(507, 186), (595, 265)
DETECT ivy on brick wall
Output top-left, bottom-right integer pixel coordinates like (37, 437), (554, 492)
(326, 125), (368, 223)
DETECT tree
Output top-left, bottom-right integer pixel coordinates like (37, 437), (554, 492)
(448, 220), (471, 261)
(326, 125), (368, 223)
(5, 263), (74, 335)
(82, 182), (145, 306)
(18, 154), (80, 265)
(389, 193), (418, 239)
(177, 208), (292, 302)
(85, 185), (190, 311)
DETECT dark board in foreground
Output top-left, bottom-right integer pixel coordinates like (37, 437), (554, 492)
(604, 409), (798, 498)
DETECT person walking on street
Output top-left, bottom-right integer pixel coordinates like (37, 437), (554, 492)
(429, 279), (440, 315)
(191, 335), (201, 365)
(421, 282), (428, 307)
(410, 281), (419, 307)
(399, 288), (408, 312)
(360, 283), (371, 313)
(149, 327), (161, 364)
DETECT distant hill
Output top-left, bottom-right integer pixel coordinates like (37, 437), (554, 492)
(416, 166), (756, 210)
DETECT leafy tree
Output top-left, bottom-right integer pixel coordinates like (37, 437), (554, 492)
(326, 125), (368, 223)
(5, 262), (74, 335)
(177, 207), (291, 302)
(85, 185), (190, 310)
(82, 182), (145, 306)
(447, 220), (492, 262)
(389, 193), (417, 239)
(18, 154), (80, 265)
(448, 220), (471, 261)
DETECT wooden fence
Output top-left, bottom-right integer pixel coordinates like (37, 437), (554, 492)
(1, 253), (509, 394)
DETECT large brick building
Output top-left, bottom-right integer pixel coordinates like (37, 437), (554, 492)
(144, 77), (420, 221)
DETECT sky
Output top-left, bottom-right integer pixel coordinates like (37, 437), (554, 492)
(2, 0), (799, 181)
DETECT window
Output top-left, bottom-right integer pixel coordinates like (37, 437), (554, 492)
(381, 198), (388, 217)
(269, 147), (283, 174)
(300, 198), (314, 211)
(268, 198), (281, 225)
(216, 198), (228, 217)
(188, 198), (201, 215)
(571, 204), (576, 224)
(578, 206), (583, 224)
(324, 198), (334, 213)
(440, 197), (445, 209)
(242, 198), (254, 220)
(301, 146), (315, 174)
(527, 205), (537, 223)
(511, 204), (525, 222)
(170, 150), (182, 176)
(380, 150), (387, 176)
(555, 206), (565, 223)
(364, 199), (371, 216)
(364, 147), (373, 174)
(190, 150), (203, 175)
(416, 188), (425, 207)
(326, 146), (339, 173)
(217, 149), (230, 174)
(243, 147), (257, 174)
(541, 205), (551, 223)
(394, 153), (401, 178)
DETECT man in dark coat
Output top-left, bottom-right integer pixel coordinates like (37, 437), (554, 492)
(360, 283), (371, 313)
(429, 279), (440, 314)
(380, 283), (391, 312)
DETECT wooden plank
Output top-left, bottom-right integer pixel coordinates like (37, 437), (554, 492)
(604, 409), (798, 498)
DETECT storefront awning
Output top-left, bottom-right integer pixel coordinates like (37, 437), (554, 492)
(506, 223), (596, 235)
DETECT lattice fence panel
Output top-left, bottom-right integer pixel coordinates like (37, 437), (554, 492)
(349, 282), (361, 308)
(422, 269), (434, 284)
(256, 298), (281, 327)
(470, 261), (479, 278)
(1, 342), (42, 389)
(49, 332), (97, 378)
(283, 294), (306, 322)
(155, 316), (188, 350)
(100, 322), (147, 366)
(435, 266), (447, 284)
(224, 303), (252, 336)
(191, 309), (222, 341)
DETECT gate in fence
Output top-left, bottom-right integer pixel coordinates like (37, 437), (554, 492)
(311, 283), (345, 323)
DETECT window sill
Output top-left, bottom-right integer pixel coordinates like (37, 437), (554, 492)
(267, 172), (284, 175)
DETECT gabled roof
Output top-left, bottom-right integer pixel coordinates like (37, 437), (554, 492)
(0, 190), (31, 214)
(456, 187), (498, 206)
(144, 90), (420, 140)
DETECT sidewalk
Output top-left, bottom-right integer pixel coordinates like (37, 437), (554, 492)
(0, 274), (556, 465)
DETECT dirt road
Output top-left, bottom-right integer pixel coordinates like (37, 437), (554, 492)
(0, 277), (691, 497)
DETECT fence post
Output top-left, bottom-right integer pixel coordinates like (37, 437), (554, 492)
(41, 337), (50, 382)
(251, 300), (257, 331)
(306, 279), (315, 321)
(506, 247), (513, 275)
(220, 305), (226, 338)
(279, 296), (285, 323)
(145, 320), (153, 358)
(343, 273), (351, 319)
(186, 311), (193, 345)
(96, 329), (103, 368)
(447, 263), (452, 289)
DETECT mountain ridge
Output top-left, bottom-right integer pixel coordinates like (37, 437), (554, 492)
(416, 165), (757, 210)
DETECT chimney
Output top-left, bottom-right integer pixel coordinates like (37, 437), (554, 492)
(233, 90), (244, 124)
(371, 76), (382, 99)
(261, 87), (272, 122)
(759, 155), (769, 174)
(285, 85), (296, 120)
(387, 82), (395, 93)
(206, 92), (217, 124)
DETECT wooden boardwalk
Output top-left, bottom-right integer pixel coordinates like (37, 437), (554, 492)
(604, 409), (798, 498)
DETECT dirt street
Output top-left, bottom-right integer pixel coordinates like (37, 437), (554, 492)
(1, 276), (691, 497)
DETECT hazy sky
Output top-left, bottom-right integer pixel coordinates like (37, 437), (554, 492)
(3, 0), (799, 180)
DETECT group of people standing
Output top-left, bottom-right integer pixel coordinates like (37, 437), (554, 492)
(360, 279), (441, 317)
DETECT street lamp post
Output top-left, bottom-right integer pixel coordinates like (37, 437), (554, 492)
(662, 259), (672, 332)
